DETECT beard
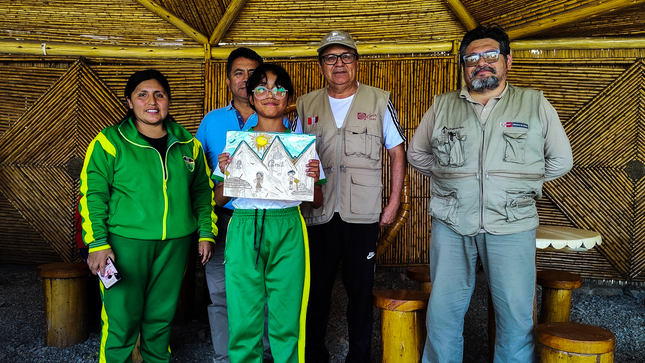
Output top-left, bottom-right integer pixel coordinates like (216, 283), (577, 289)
(468, 66), (504, 93)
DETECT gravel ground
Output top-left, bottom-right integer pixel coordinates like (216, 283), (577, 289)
(1, 263), (644, 362)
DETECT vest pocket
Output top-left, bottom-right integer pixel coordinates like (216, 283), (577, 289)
(502, 130), (527, 164)
(345, 123), (381, 160)
(349, 173), (382, 215)
(431, 133), (466, 167)
(505, 189), (537, 222)
(429, 191), (459, 226)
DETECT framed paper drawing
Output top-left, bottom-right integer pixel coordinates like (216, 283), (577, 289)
(221, 130), (316, 202)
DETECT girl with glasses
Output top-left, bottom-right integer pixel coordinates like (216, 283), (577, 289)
(212, 64), (326, 363)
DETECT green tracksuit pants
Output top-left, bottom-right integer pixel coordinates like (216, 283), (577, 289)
(99, 233), (190, 363)
(225, 207), (310, 363)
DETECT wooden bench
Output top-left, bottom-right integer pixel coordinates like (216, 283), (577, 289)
(37, 262), (91, 347)
(537, 270), (583, 324)
(406, 266), (432, 294)
(373, 289), (429, 362)
(536, 322), (615, 362)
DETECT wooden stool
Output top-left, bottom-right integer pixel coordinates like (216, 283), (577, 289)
(536, 322), (615, 362)
(537, 270), (582, 324)
(406, 266), (432, 294)
(37, 262), (91, 347)
(373, 289), (429, 362)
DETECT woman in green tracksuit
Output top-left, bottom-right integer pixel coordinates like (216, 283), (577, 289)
(79, 69), (217, 363)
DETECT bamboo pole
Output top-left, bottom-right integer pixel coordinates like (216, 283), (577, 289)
(511, 37), (645, 51)
(135, 0), (209, 45)
(443, 0), (478, 31)
(506, 0), (645, 40)
(209, 0), (250, 45)
(0, 40), (205, 59)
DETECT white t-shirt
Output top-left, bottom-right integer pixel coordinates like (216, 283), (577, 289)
(298, 92), (406, 149)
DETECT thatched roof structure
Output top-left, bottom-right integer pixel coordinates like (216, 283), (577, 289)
(1, 0), (645, 283)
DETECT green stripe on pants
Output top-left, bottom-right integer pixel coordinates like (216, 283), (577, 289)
(99, 233), (190, 363)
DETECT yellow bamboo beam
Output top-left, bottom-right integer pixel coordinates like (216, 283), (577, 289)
(511, 37), (645, 50)
(211, 41), (456, 59)
(506, 0), (645, 40)
(135, 0), (209, 45)
(0, 40), (204, 59)
(209, 0), (249, 45)
(7, 37), (645, 60)
(443, 0), (478, 31)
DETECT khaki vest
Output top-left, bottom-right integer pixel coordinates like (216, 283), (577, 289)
(298, 84), (390, 225)
(430, 84), (546, 236)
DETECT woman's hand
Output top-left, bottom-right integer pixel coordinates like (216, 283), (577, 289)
(87, 248), (115, 276)
(218, 153), (232, 174)
(306, 159), (321, 184)
(198, 240), (214, 265)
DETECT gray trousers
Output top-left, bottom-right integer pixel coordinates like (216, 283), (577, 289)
(206, 212), (271, 363)
(423, 219), (537, 363)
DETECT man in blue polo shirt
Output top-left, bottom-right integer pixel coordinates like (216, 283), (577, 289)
(196, 47), (296, 363)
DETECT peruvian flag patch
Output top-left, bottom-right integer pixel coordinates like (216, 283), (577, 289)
(307, 116), (319, 125)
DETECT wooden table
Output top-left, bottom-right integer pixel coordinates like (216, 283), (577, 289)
(536, 225), (602, 251)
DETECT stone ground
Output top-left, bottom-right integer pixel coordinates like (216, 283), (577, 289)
(1, 263), (644, 362)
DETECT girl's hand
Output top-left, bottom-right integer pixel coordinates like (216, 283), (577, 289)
(218, 153), (232, 174)
(306, 159), (320, 184)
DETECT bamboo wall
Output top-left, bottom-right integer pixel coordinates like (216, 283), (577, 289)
(1, 48), (645, 282)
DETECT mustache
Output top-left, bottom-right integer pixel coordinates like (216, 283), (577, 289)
(471, 66), (496, 78)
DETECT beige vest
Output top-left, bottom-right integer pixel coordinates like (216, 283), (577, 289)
(431, 84), (546, 236)
(298, 84), (390, 225)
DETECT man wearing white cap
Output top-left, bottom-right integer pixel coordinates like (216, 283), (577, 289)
(296, 30), (407, 363)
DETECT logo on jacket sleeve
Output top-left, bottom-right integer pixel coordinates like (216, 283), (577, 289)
(183, 156), (195, 172)
(307, 116), (319, 125)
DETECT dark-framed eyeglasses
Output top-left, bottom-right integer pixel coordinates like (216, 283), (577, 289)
(462, 50), (501, 67)
(253, 86), (288, 100)
(320, 52), (358, 66)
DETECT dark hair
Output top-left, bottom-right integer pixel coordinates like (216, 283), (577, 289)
(123, 69), (171, 121)
(226, 47), (263, 78)
(459, 24), (510, 61)
(246, 64), (294, 111)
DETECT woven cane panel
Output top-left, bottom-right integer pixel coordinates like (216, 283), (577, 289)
(224, 0), (465, 46)
(539, 4), (645, 37)
(156, 0), (230, 38)
(0, 60), (124, 263)
(0, 0), (199, 47)
(0, 190), (60, 264)
(0, 66), (66, 138)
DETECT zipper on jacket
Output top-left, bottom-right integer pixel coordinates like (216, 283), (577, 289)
(486, 171), (545, 181)
(334, 128), (341, 211)
(479, 123), (486, 230)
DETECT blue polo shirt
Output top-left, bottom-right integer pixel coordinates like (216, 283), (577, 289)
(195, 100), (299, 209)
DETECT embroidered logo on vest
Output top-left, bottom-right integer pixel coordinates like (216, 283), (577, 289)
(357, 112), (377, 121)
(500, 122), (529, 129)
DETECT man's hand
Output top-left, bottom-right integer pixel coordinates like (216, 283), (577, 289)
(198, 240), (214, 265)
(87, 248), (115, 277)
(379, 202), (398, 228)
(218, 152), (232, 174)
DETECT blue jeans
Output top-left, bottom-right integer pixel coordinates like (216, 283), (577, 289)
(423, 219), (537, 363)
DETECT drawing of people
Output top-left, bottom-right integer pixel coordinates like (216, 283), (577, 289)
(288, 170), (296, 191)
(255, 171), (264, 193)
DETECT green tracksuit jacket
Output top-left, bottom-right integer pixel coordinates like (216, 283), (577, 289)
(79, 116), (217, 252)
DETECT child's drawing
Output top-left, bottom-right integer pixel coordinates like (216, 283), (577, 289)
(222, 131), (316, 201)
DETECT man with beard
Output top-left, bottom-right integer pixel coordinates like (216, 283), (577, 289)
(407, 25), (573, 363)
